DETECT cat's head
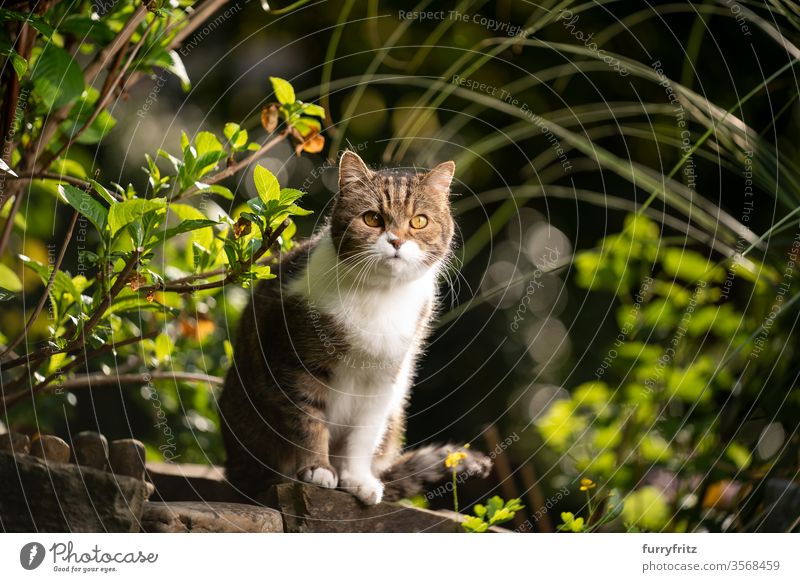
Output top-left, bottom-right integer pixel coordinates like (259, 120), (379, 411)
(330, 151), (455, 281)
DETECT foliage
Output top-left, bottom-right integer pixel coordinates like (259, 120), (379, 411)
(462, 496), (525, 533)
(1, 1), (798, 532)
(537, 212), (797, 531)
(0, 1), (321, 462)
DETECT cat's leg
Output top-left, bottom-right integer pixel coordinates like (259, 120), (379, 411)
(336, 411), (389, 505)
(286, 382), (338, 490)
(335, 380), (406, 505)
(372, 410), (405, 474)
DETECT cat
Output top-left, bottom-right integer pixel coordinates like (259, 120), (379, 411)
(219, 151), (490, 505)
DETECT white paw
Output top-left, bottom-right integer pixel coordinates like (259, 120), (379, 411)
(339, 471), (384, 505)
(299, 465), (338, 489)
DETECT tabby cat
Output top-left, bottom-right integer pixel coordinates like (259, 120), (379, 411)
(219, 151), (490, 505)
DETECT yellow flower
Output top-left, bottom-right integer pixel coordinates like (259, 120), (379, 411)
(444, 447), (468, 469)
(579, 477), (596, 491)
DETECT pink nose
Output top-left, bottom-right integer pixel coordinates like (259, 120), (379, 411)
(389, 238), (405, 250)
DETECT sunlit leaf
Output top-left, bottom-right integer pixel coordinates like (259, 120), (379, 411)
(270, 76), (295, 105)
(253, 165), (280, 203)
(58, 184), (108, 233)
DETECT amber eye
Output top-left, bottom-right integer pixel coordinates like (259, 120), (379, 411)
(363, 212), (384, 227)
(410, 215), (428, 229)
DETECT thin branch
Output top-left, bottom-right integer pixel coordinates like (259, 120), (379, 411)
(83, 5), (148, 84)
(167, 0), (231, 49)
(0, 182), (24, 257)
(56, 371), (225, 390)
(46, 18), (157, 168)
(71, 248), (143, 349)
(140, 219), (290, 294)
(1, 331), (159, 409)
(11, 171), (93, 189)
(171, 130), (289, 201)
(0, 211), (80, 358)
(23, 5), (147, 177)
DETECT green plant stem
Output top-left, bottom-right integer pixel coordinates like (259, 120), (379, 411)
(452, 467), (459, 513)
(138, 218), (290, 293)
(265, 0), (313, 16)
(0, 330), (159, 409)
(171, 131), (288, 201)
(56, 371), (224, 390)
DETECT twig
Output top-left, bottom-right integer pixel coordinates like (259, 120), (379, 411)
(167, 0), (231, 49)
(0, 211), (80, 358)
(56, 371), (225, 390)
(1, 331), (159, 408)
(140, 219), (290, 293)
(171, 130), (289, 201)
(24, 5), (147, 177)
(0, 182), (24, 257)
(71, 248), (143, 349)
(46, 18), (157, 167)
(83, 5), (148, 84)
(11, 171), (92, 189)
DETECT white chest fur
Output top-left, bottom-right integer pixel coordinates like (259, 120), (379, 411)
(287, 235), (435, 462)
(287, 235), (435, 365)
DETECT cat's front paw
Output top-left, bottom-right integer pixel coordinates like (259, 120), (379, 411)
(339, 471), (384, 505)
(298, 463), (338, 489)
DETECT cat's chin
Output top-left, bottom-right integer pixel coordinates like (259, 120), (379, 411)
(373, 256), (431, 283)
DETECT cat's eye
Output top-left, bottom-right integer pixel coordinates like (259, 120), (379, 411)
(363, 212), (384, 227)
(410, 215), (428, 229)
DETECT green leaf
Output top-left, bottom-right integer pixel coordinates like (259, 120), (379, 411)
(250, 265), (274, 280)
(155, 332), (173, 363)
(207, 184), (234, 200)
(279, 187), (305, 205)
(169, 204), (215, 247)
(50, 158), (88, 178)
(253, 165), (280, 203)
(0, 45), (27, 78)
(60, 107), (117, 145)
(108, 198), (166, 235)
(89, 180), (116, 205)
(224, 123), (248, 149)
(300, 102), (325, 118)
(166, 50), (191, 91)
(0, 263), (22, 293)
(725, 442), (752, 470)
(19, 255), (79, 305)
(662, 249), (724, 283)
(292, 117), (321, 136)
(58, 184), (108, 233)
(0, 9), (54, 37)
(286, 204), (312, 216)
(32, 44), (84, 109)
(194, 131), (223, 156)
(621, 487), (669, 531)
(158, 219), (218, 243)
(270, 76), (295, 105)
(58, 15), (115, 44)
(461, 515), (489, 533)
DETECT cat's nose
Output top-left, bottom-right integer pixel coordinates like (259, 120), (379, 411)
(386, 232), (405, 249)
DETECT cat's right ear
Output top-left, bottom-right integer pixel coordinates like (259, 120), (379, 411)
(338, 150), (372, 192)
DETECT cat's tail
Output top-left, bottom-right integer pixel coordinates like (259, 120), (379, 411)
(380, 444), (492, 502)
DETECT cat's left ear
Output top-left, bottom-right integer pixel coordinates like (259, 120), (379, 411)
(421, 161), (456, 196)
